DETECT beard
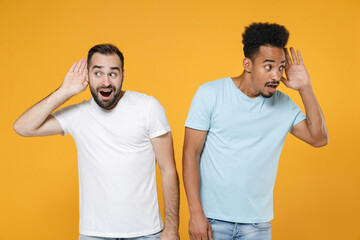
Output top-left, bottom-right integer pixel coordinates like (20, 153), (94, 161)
(260, 91), (274, 98)
(90, 84), (122, 110)
(260, 81), (280, 98)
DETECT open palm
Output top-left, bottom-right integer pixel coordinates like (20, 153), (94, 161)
(281, 48), (311, 91)
(61, 58), (88, 95)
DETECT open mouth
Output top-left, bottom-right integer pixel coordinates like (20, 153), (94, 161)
(99, 89), (113, 98)
(267, 84), (278, 89)
(265, 83), (279, 94)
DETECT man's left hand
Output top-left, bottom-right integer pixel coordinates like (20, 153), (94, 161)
(282, 47), (311, 92)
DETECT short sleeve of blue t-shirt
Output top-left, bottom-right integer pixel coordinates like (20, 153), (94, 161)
(288, 96), (306, 132)
(185, 83), (217, 131)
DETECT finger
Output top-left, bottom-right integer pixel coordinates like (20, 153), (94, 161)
(196, 233), (205, 240)
(297, 50), (304, 65)
(69, 61), (78, 72)
(74, 58), (83, 72)
(280, 76), (289, 85)
(82, 79), (89, 88)
(79, 58), (87, 75)
(208, 224), (213, 240)
(284, 48), (292, 67)
(290, 47), (299, 65)
(84, 70), (89, 81)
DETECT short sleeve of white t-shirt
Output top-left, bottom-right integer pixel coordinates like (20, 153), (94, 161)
(52, 101), (85, 136)
(148, 97), (171, 138)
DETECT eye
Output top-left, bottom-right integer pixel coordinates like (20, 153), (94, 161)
(109, 73), (117, 77)
(265, 65), (271, 70)
(279, 66), (284, 71)
(95, 72), (101, 76)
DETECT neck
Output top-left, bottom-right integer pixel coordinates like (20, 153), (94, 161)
(232, 71), (260, 98)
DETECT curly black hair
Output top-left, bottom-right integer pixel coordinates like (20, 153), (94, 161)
(242, 22), (289, 60)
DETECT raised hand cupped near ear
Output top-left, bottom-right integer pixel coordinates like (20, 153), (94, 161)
(281, 48), (311, 91)
(61, 58), (89, 96)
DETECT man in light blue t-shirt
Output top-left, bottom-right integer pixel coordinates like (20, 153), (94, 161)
(183, 23), (328, 240)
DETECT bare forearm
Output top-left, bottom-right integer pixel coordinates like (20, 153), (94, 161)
(14, 87), (72, 136)
(299, 86), (328, 142)
(183, 152), (203, 216)
(161, 169), (179, 231)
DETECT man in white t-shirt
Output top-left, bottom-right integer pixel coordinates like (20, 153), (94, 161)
(14, 44), (179, 240)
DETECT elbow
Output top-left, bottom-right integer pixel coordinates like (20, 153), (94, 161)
(311, 135), (329, 148)
(13, 121), (30, 137)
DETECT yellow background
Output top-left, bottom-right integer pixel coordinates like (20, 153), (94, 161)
(1, 0), (359, 239)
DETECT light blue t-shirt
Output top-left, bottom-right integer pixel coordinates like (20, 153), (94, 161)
(185, 77), (306, 223)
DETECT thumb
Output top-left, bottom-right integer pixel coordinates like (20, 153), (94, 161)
(280, 76), (290, 86)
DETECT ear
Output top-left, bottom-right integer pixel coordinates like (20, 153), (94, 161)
(243, 58), (252, 73)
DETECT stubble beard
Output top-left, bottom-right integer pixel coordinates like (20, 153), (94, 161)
(260, 91), (274, 98)
(260, 81), (280, 98)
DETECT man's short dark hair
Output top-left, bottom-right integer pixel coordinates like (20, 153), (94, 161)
(242, 22), (289, 60)
(87, 44), (124, 71)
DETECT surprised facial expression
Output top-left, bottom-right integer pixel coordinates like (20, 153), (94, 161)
(249, 46), (286, 98)
(88, 53), (124, 110)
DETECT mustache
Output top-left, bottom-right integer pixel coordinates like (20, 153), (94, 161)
(97, 85), (116, 92)
(265, 81), (280, 87)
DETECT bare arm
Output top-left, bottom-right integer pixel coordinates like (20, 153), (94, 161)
(282, 48), (328, 147)
(151, 132), (180, 240)
(13, 58), (88, 137)
(182, 127), (213, 240)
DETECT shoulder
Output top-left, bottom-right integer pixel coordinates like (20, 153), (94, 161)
(195, 78), (229, 101)
(52, 100), (89, 124)
(57, 100), (88, 113)
(125, 90), (156, 100)
(199, 78), (228, 91)
(124, 90), (163, 108)
(124, 90), (155, 103)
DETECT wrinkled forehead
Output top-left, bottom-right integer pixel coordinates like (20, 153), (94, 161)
(89, 53), (122, 70)
(254, 45), (285, 63)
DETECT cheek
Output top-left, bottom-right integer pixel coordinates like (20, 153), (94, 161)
(111, 78), (122, 89)
(258, 70), (272, 79)
(252, 70), (266, 83)
(88, 76), (100, 88)
(256, 74), (272, 89)
(116, 77), (123, 86)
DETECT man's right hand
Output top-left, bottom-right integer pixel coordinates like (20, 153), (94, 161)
(60, 58), (88, 96)
(189, 213), (213, 240)
(13, 58), (88, 137)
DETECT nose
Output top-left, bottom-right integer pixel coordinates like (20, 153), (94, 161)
(272, 70), (282, 81)
(102, 75), (111, 87)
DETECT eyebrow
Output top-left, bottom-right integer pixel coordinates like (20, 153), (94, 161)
(92, 65), (120, 71)
(263, 59), (286, 64)
(110, 67), (120, 71)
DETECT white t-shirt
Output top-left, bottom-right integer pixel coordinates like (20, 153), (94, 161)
(52, 91), (171, 238)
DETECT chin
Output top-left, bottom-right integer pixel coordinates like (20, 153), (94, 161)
(260, 92), (274, 98)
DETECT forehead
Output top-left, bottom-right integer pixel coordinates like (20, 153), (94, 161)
(254, 46), (285, 63)
(89, 53), (122, 69)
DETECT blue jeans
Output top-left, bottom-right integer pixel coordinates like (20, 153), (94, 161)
(208, 218), (271, 240)
(78, 231), (161, 240)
